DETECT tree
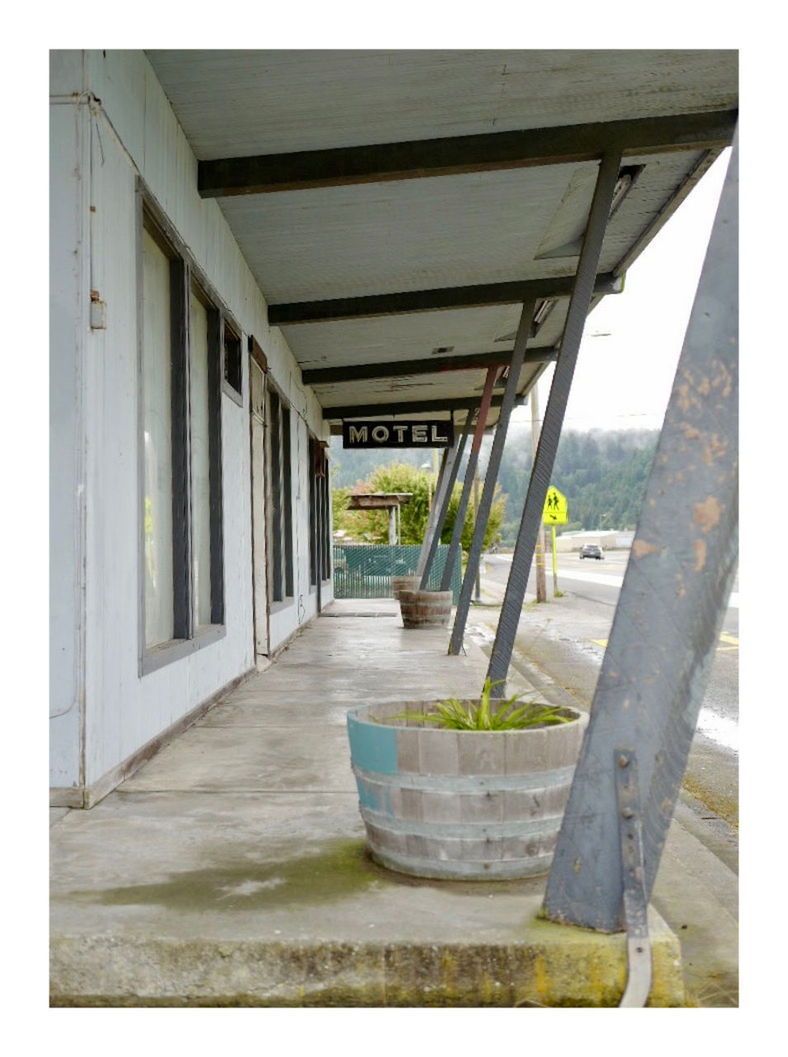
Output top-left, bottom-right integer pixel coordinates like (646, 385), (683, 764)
(366, 463), (431, 544)
(332, 461), (506, 551)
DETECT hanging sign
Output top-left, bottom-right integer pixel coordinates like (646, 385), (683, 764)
(543, 485), (568, 524)
(342, 420), (454, 449)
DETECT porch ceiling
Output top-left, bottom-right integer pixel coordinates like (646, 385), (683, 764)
(145, 50), (738, 432)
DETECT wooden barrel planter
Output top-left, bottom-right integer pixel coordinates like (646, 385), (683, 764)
(398, 588), (452, 628)
(347, 700), (588, 880)
(391, 575), (421, 600)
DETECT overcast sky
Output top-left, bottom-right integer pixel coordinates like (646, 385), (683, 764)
(512, 148), (731, 433)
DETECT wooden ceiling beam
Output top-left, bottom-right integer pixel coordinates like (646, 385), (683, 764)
(302, 346), (556, 386)
(269, 273), (622, 326)
(199, 110), (737, 198)
(320, 392), (520, 420)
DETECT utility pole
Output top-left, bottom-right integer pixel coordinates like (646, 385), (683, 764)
(530, 382), (547, 602)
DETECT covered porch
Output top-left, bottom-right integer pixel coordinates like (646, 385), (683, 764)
(49, 49), (739, 1010)
(51, 598), (738, 1007)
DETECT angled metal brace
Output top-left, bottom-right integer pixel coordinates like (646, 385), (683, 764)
(416, 447), (450, 577)
(437, 366), (498, 594)
(485, 150), (624, 693)
(615, 749), (652, 1008)
(448, 298), (537, 653)
(416, 409), (474, 583)
(542, 133), (738, 931)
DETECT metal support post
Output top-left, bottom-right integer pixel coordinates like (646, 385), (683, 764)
(473, 472), (482, 602)
(485, 150), (623, 693)
(416, 408), (473, 584)
(438, 366), (498, 593)
(416, 448), (450, 575)
(543, 133), (738, 932)
(448, 299), (536, 655)
(530, 380), (547, 602)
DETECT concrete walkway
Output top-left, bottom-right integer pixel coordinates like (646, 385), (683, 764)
(49, 599), (735, 1006)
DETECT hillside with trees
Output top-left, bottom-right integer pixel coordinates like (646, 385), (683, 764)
(494, 426), (658, 542)
(330, 427), (657, 547)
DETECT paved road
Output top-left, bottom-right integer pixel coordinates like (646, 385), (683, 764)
(471, 549), (738, 865)
(485, 549), (738, 743)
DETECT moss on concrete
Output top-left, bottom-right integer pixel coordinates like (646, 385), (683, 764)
(87, 839), (384, 912)
(681, 774), (738, 829)
(52, 904), (686, 1007)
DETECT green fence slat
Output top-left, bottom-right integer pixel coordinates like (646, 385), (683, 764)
(333, 544), (460, 603)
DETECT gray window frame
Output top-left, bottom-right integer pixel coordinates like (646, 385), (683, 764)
(137, 185), (232, 675)
(266, 381), (295, 608)
(221, 322), (244, 407)
(308, 436), (331, 591)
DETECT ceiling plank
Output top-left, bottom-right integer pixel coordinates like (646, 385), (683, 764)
(302, 347), (556, 386)
(269, 273), (622, 325)
(199, 110), (737, 198)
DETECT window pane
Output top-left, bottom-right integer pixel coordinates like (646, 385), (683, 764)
(282, 405), (294, 596)
(142, 228), (174, 647)
(189, 291), (213, 627)
(268, 389), (283, 601)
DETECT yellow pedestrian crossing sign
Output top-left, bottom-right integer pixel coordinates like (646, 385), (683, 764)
(543, 486), (568, 524)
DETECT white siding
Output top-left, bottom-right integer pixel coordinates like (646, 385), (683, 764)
(50, 50), (331, 803)
(49, 98), (90, 792)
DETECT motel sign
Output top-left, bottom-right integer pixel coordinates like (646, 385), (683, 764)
(342, 420), (455, 449)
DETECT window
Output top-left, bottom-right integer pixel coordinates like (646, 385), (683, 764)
(222, 324), (243, 403)
(139, 198), (226, 671)
(141, 225), (175, 647)
(267, 386), (294, 604)
(188, 285), (221, 630)
(308, 437), (331, 589)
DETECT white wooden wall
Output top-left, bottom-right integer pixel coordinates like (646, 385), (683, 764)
(49, 51), (332, 804)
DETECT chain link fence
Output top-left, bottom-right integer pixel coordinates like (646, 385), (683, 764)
(333, 544), (461, 603)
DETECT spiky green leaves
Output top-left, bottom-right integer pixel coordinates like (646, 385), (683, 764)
(385, 679), (571, 731)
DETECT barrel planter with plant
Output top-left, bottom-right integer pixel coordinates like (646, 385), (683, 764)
(391, 575), (421, 600)
(347, 681), (587, 880)
(398, 588), (452, 628)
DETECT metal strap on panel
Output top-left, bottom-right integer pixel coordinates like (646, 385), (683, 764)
(615, 749), (652, 1008)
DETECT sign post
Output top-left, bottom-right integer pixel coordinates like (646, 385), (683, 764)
(542, 486), (568, 596)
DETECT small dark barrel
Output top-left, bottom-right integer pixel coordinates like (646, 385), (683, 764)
(399, 589), (452, 628)
(391, 575), (421, 600)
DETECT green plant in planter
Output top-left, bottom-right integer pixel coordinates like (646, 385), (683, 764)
(385, 678), (571, 731)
